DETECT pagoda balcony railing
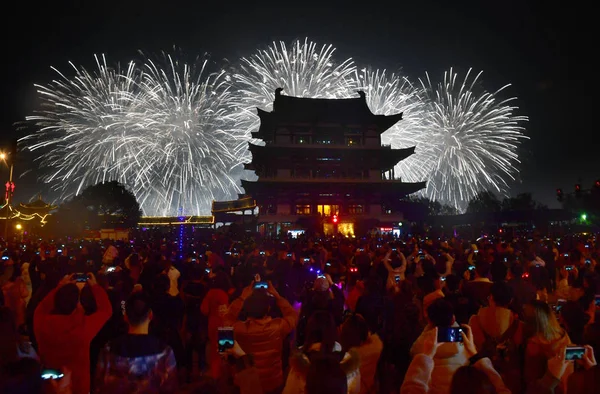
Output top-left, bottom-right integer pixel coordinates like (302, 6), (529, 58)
(265, 142), (391, 149)
(257, 175), (405, 183)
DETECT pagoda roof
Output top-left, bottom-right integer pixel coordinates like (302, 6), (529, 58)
(18, 195), (57, 211)
(259, 89), (402, 133)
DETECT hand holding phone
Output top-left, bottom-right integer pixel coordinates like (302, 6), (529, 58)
(437, 327), (463, 343)
(217, 327), (234, 353)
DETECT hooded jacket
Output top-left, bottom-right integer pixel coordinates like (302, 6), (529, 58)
(283, 342), (361, 394)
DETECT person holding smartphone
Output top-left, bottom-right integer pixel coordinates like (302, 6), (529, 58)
(201, 271), (233, 379)
(224, 280), (297, 393)
(34, 273), (111, 394)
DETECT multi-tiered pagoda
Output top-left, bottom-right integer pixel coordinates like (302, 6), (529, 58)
(242, 88), (426, 236)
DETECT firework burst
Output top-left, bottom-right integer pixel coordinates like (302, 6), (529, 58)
(232, 38), (356, 141)
(352, 68), (434, 184)
(418, 68), (528, 211)
(21, 53), (246, 216)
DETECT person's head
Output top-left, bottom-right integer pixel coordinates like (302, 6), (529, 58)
(444, 274), (461, 293)
(560, 300), (590, 334)
(450, 365), (497, 394)
(243, 291), (271, 319)
(53, 283), (80, 315)
(313, 277), (330, 292)
(475, 261), (491, 279)
(508, 263), (524, 280)
(427, 298), (455, 327)
(304, 311), (337, 354)
(210, 271), (232, 292)
(523, 300), (564, 341)
(339, 313), (369, 352)
(489, 281), (513, 308)
(125, 291), (152, 329)
(305, 353), (348, 394)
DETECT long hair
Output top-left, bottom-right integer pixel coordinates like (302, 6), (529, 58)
(304, 311), (337, 354)
(524, 300), (564, 341)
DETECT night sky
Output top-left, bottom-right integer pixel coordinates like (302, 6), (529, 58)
(1, 0), (596, 209)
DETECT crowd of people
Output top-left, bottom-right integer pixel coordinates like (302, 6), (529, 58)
(1, 229), (599, 394)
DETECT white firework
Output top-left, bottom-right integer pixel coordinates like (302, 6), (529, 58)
(22, 53), (246, 216)
(418, 68), (528, 211)
(232, 38), (356, 141)
(352, 68), (434, 184)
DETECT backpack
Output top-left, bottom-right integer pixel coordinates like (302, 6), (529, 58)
(475, 316), (523, 392)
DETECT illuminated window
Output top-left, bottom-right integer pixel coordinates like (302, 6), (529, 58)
(295, 204), (311, 215)
(348, 205), (363, 214)
(317, 205), (339, 217)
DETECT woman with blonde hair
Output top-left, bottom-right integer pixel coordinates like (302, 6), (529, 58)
(523, 301), (572, 394)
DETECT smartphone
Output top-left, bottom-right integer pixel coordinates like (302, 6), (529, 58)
(565, 346), (585, 361)
(205, 268), (210, 274)
(106, 266), (116, 273)
(564, 253), (569, 257)
(303, 258), (310, 262)
(191, 258), (197, 262)
(260, 251), (265, 255)
(1, 256), (8, 261)
(437, 327), (463, 343)
(287, 253), (292, 257)
(225, 251), (231, 255)
(395, 275), (400, 283)
(217, 327), (234, 353)
(41, 368), (64, 380)
(474, 250), (479, 254)
(440, 276), (447, 282)
(594, 294), (600, 307)
(57, 249), (63, 253)
(468, 265), (476, 271)
(73, 273), (88, 282)
(585, 259), (591, 265)
(392, 248), (397, 252)
(565, 265), (574, 271)
(254, 281), (268, 289)
(358, 248), (365, 252)
(504, 257), (508, 262)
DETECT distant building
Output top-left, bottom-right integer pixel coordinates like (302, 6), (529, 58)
(242, 89), (426, 236)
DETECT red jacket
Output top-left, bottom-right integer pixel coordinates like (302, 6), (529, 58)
(34, 284), (112, 394)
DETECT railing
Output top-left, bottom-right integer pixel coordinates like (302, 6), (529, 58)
(212, 197), (257, 213)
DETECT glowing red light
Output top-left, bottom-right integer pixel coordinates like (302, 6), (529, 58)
(332, 215), (338, 223)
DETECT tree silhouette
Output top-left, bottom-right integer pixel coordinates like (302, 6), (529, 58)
(466, 191), (502, 214)
(49, 181), (141, 236)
